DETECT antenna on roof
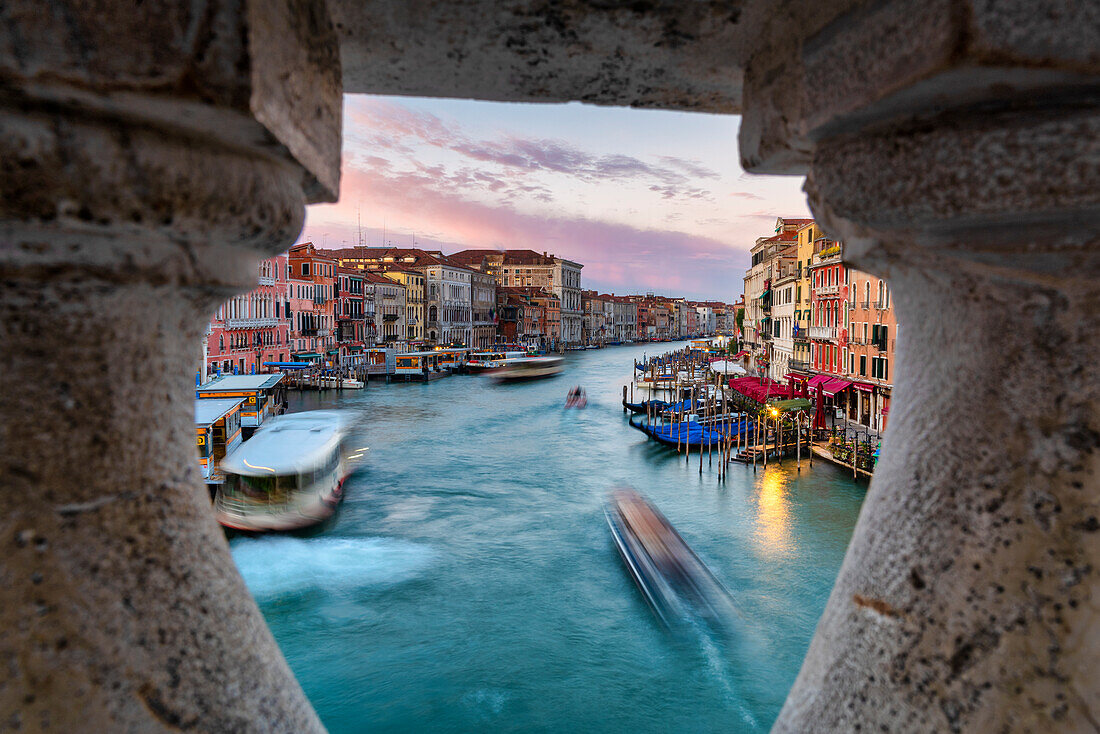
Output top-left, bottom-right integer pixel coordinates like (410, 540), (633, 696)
(383, 217), (387, 248)
(357, 205), (364, 247)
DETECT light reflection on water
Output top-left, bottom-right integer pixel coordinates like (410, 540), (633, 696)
(230, 343), (866, 733)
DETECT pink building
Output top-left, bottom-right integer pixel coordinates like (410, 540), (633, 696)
(204, 255), (292, 377)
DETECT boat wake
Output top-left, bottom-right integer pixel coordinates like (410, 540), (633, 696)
(684, 618), (761, 731)
(230, 536), (434, 600)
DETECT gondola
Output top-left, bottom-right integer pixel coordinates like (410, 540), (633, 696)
(621, 398), (670, 414)
(628, 414), (753, 448)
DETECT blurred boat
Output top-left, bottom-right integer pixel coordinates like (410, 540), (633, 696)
(215, 410), (367, 532)
(605, 488), (738, 628)
(565, 387), (587, 408)
(467, 350), (531, 373)
(488, 356), (564, 382)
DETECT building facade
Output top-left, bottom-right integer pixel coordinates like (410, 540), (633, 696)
(289, 242), (338, 362)
(364, 272), (407, 345)
(203, 255), (292, 376)
(470, 270), (497, 349)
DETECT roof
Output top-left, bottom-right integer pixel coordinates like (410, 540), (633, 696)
(194, 398), (244, 426)
(220, 410), (354, 475)
(198, 374), (283, 392)
(363, 271), (403, 285)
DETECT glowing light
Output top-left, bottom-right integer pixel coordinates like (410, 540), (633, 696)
(753, 470), (793, 559)
(243, 458), (276, 474)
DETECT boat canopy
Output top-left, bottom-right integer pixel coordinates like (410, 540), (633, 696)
(198, 374), (284, 392)
(220, 410), (351, 476)
(194, 398), (244, 427)
(263, 361), (312, 369)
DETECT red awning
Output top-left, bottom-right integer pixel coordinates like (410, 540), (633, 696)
(784, 372), (808, 382)
(732, 350), (748, 359)
(823, 378), (852, 396)
(807, 374), (831, 389)
(853, 382), (874, 392)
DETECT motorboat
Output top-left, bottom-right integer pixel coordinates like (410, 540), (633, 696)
(214, 410), (367, 532)
(488, 355), (564, 382)
(605, 488), (738, 628)
(319, 375), (364, 389)
(466, 350), (530, 373)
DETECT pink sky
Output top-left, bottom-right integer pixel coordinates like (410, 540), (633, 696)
(300, 96), (810, 300)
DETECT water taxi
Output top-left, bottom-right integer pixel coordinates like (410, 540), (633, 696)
(195, 398), (244, 492)
(214, 410), (366, 532)
(605, 488), (738, 628)
(466, 350), (530, 373)
(487, 355), (564, 382)
(197, 374), (285, 438)
(394, 350), (452, 381)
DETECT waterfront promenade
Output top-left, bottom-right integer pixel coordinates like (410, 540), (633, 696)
(229, 341), (865, 733)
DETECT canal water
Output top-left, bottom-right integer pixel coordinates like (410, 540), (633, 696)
(229, 342), (866, 733)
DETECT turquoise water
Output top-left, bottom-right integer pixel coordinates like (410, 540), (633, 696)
(230, 342), (866, 733)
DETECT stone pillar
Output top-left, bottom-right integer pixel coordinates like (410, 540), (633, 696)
(736, 3), (1100, 729)
(775, 108), (1100, 732)
(0, 2), (340, 730)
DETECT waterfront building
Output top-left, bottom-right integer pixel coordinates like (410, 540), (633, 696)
(381, 267), (425, 344)
(364, 271), (407, 346)
(694, 304), (716, 335)
(792, 221), (824, 375)
(334, 267), (374, 364)
(612, 296), (637, 342)
(844, 269), (897, 431)
(470, 269), (497, 349)
(322, 247), (479, 347)
(450, 249), (582, 347)
(808, 235), (846, 380)
(495, 286), (560, 350)
(770, 264), (798, 380)
(744, 218), (805, 374)
(581, 290), (610, 345)
(203, 255), (291, 376)
(289, 242), (338, 363)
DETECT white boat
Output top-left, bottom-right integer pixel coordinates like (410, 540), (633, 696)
(467, 350), (531, 373)
(488, 356), (564, 382)
(319, 376), (364, 389)
(214, 410), (366, 532)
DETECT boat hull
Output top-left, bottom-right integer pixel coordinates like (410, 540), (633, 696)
(216, 475), (348, 532)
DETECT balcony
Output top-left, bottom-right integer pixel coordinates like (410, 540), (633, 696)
(789, 359), (812, 372)
(874, 300), (888, 309)
(318, 329), (332, 337)
(300, 328), (318, 336)
(225, 317), (278, 329)
(809, 325), (838, 340)
(815, 284), (840, 296)
(257, 275), (275, 286)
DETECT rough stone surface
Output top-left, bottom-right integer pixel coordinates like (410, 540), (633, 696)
(774, 106), (1100, 732)
(0, 0), (342, 202)
(0, 1), (337, 730)
(774, 243), (1100, 733)
(330, 0), (745, 112)
(738, 0), (1100, 173)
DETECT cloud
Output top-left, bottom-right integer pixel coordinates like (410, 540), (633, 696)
(347, 99), (717, 201)
(304, 155), (747, 301)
